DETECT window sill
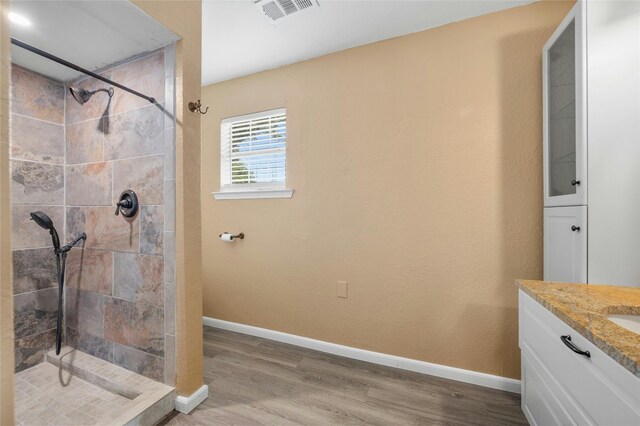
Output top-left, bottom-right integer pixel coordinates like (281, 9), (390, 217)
(212, 189), (294, 200)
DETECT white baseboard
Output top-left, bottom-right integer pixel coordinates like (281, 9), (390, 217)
(203, 317), (521, 394)
(175, 384), (209, 414)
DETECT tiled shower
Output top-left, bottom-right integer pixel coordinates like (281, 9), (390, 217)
(11, 46), (176, 385)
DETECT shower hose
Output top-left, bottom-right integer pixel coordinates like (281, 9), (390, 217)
(55, 251), (67, 355)
(53, 232), (86, 356)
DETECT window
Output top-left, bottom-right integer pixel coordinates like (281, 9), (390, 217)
(214, 108), (293, 200)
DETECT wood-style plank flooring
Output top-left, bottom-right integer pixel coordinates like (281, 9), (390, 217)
(161, 327), (527, 425)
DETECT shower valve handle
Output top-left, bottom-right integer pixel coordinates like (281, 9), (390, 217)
(114, 199), (132, 215)
(114, 190), (139, 218)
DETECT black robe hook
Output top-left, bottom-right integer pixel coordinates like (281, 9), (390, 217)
(188, 99), (209, 114)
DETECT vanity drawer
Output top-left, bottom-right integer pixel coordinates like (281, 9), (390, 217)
(522, 350), (581, 425)
(519, 290), (640, 425)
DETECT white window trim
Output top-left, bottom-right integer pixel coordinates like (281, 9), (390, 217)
(213, 189), (294, 200)
(217, 108), (293, 200)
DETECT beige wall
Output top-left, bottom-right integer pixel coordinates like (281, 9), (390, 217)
(202, 1), (573, 380)
(132, 0), (204, 396)
(1, 1), (15, 423)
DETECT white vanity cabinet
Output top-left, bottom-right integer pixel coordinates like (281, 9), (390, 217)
(542, 0), (640, 286)
(519, 291), (640, 425)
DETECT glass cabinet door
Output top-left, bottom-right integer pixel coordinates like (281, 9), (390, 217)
(548, 20), (576, 197)
(543, 2), (586, 207)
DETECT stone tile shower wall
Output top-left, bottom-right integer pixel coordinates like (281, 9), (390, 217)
(10, 66), (65, 372)
(64, 48), (176, 384)
(10, 47), (176, 384)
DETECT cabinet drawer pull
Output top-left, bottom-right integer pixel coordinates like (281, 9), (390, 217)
(561, 335), (591, 358)
(571, 179), (581, 186)
(571, 225), (581, 232)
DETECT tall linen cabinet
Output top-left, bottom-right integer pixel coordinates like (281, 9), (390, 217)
(543, 0), (640, 287)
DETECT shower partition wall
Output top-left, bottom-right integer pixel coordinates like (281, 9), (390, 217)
(10, 45), (176, 385)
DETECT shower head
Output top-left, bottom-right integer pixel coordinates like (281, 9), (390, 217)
(30, 211), (60, 250)
(69, 86), (114, 105)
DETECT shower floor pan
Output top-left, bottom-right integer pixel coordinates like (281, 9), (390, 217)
(15, 346), (175, 426)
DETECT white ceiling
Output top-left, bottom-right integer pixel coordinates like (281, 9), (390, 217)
(10, 0), (179, 82)
(202, 0), (535, 85)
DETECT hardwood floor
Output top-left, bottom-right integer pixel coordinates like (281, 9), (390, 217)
(161, 327), (527, 425)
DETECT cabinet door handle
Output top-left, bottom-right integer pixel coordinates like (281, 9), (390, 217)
(561, 335), (591, 358)
(571, 225), (581, 232)
(571, 179), (581, 186)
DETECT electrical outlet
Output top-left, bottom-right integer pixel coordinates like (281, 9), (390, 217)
(337, 281), (348, 298)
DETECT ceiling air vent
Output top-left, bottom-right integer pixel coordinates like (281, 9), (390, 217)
(255, 0), (320, 24)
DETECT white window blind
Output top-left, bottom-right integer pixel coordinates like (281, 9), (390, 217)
(220, 108), (287, 191)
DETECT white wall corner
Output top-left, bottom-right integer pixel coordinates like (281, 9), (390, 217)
(174, 384), (209, 414)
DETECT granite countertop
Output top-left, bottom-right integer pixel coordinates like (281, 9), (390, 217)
(517, 280), (640, 378)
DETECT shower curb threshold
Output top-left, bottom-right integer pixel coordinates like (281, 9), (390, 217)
(46, 346), (175, 426)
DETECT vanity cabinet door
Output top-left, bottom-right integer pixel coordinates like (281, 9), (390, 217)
(544, 206), (587, 283)
(543, 2), (587, 207)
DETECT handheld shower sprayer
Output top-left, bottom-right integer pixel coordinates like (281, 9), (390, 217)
(30, 211), (60, 251)
(30, 211), (86, 254)
(29, 211), (87, 355)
